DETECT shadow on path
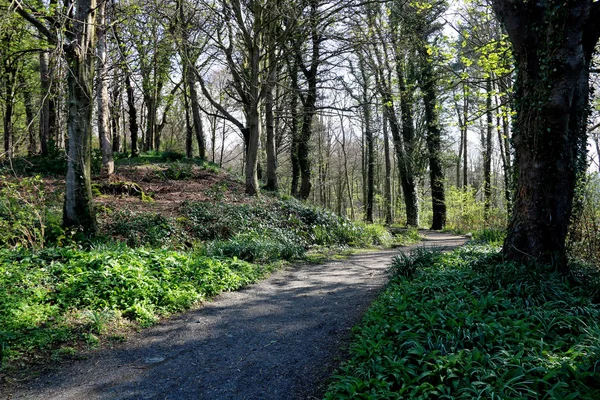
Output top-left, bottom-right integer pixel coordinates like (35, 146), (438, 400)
(1, 231), (467, 400)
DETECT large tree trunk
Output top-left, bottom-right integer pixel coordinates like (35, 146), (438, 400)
(63, 0), (98, 235)
(358, 55), (374, 223)
(420, 48), (446, 230)
(289, 66), (301, 197)
(492, 0), (600, 268)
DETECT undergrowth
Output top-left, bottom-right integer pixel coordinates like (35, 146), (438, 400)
(0, 244), (275, 370)
(325, 245), (600, 399)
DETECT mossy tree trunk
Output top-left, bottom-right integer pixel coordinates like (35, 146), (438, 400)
(492, 0), (600, 268)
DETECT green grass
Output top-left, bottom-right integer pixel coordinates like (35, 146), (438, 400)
(325, 245), (600, 399)
(0, 244), (277, 370)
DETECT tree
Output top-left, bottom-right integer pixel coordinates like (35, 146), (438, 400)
(491, 0), (600, 267)
(14, 0), (100, 234)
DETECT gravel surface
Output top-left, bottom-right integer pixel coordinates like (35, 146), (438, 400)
(1, 231), (466, 400)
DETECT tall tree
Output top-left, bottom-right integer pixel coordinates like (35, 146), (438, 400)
(14, 0), (100, 234)
(491, 0), (600, 267)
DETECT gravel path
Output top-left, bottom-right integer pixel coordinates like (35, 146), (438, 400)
(1, 231), (466, 400)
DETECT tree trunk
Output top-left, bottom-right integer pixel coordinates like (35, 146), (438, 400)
(264, 72), (278, 191)
(483, 76), (493, 217)
(110, 79), (121, 153)
(358, 55), (374, 223)
(290, 69), (301, 197)
(3, 61), (15, 158)
(96, 0), (114, 176)
(420, 48), (446, 230)
(462, 83), (469, 188)
(125, 73), (139, 157)
(183, 78), (193, 158)
(187, 71), (205, 159)
(63, 0), (99, 235)
(492, 0), (600, 268)
(383, 113), (393, 224)
(244, 105), (261, 195)
(39, 51), (52, 155)
(20, 75), (37, 155)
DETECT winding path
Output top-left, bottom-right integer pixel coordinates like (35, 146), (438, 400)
(1, 231), (466, 400)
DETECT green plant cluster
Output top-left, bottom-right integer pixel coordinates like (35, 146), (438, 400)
(325, 245), (600, 399)
(0, 244), (271, 368)
(107, 212), (185, 247)
(445, 186), (507, 234)
(569, 173), (600, 266)
(0, 175), (64, 248)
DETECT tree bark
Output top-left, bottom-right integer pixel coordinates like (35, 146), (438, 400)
(491, 0), (600, 268)
(125, 73), (139, 157)
(2, 59), (15, 158)
(20, 75), (37, 156)
(483, 76), (493, 217)
(419, 47), (446, 230)
(358, 55), (375, 223)
(62, 0), (99, 235)
(383, 113), (393, 224)
(96, 0), (114, 176)
(39, 51), (53, 155)
(264, 66), (278, 191)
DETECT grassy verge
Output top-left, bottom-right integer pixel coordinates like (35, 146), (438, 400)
(325, 244), (600, 399)
(0, 244), (279, 372)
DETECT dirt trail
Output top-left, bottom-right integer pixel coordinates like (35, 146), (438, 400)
(1, 231), (466, 400)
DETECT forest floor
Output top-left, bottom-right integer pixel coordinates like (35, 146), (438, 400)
(0, 231), (466, 400)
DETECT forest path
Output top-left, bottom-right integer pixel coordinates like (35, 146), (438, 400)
(1, 231), (467, 400)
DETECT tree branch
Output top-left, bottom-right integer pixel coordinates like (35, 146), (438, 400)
(12, 1), (58, 44)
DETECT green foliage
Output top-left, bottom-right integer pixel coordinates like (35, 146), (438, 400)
(1, 152), (66, 177)
(445, 186), (507, 233)
(568, 173), (600, 265)
(106, 211), (186, 247)
(325, 245), (600, 399)
(472, 227), (506, 246)
(0, 176), (48, 248)
(161, 162), (193, 180)
(0, 245), (272, 368)
(206, 230), (304, 262)
(388, 247), (442, 279)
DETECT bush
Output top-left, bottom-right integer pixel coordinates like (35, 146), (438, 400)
(0, 176), (48, 248)
(161, 162), (193, 180)
(206, 230), (304, 262)
(569, 173), (600, 265)
(106, 211), (186, 247)
(325, 245), (600, 399)
(388, 247), (442, 278)
(445, 186), (507, 233)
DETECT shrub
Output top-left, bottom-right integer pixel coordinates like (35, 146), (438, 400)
(206, 230), (304, 262)
(106, 211), (186, 247)
(388, 247), (442, 278)
(445, 186), (507, 233)
(0, 176), (47, 248)
(161, 162), (193, 180)
(472, 227), (506, 245)
(568, 173), (600, 265)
